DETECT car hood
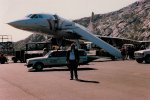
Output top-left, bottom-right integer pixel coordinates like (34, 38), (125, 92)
(27, 56), (47, 61)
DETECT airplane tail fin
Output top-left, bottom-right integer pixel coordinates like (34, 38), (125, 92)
(87, 12), (95, 34)
(90, 12), (94, 23)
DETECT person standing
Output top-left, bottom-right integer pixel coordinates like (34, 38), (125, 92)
(66, 44), (79, 80)
(120, 46), (126, 60)
(43, 48), (49, 56)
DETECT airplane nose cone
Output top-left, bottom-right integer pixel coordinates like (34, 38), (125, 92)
(7, 21), (22, 29)
(7, 19), (30, 30)
(7, 22), (16, 27)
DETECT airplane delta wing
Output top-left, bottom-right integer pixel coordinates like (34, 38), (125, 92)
(72, 23), (122, 58)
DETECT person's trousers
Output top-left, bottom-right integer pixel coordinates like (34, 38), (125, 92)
(68, 60), (78, 79)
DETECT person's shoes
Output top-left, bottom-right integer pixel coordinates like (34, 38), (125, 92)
(70, 78), (73, 80)
(75, 78), (78, 80)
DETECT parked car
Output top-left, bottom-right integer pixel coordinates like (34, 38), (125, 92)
(134, 49), (150, 64)
(25, 49), (87, 71)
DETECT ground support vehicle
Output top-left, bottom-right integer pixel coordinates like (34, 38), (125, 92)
(134, 49), (150, 64)
(12, 50), (25, 63)
(12, 42), (51, 63)
(0, 55), (8, 64)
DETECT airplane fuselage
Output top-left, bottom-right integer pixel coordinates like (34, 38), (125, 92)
(8, 14), (79, 38)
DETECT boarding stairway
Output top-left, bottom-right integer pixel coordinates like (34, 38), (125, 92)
(73, 23), (122, 59)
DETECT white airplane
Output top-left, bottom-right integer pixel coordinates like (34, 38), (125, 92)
(8, 13), (122, 58)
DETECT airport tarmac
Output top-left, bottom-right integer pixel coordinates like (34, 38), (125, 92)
(0, 59), (150, 100)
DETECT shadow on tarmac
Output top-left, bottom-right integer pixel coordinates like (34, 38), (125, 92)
(92, 59), (120, 62)
(28, 67), (97, 72)
(76, 79), (100, 84)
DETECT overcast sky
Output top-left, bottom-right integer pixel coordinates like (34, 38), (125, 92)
(0, 0), (138, 42)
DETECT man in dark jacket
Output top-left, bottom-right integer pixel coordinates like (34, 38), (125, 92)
(66, 44), (79, 80)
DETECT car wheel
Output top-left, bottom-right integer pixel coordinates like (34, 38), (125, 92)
(12, 57), (17, 63)
(34, 63), (44, 71)
(136, 58), (143, 63)
(145, 55), (150, 64)
(13, 59), (18, 63)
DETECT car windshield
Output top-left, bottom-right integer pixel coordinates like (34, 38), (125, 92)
(51, 51), (67, 57)
(44, 51), (51, 57)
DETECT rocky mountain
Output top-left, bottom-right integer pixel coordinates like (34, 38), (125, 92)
(14, 34), (50, 50)
(15, 0), (150, 50)
(75, 0), (150, 41)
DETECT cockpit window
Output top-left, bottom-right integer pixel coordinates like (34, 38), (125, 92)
(30, 14), (38, 18)
(26, 14), (33, 18)
(27, 14), (43, 19)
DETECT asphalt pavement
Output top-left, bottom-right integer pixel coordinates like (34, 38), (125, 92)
(0, 59), (150, 100)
